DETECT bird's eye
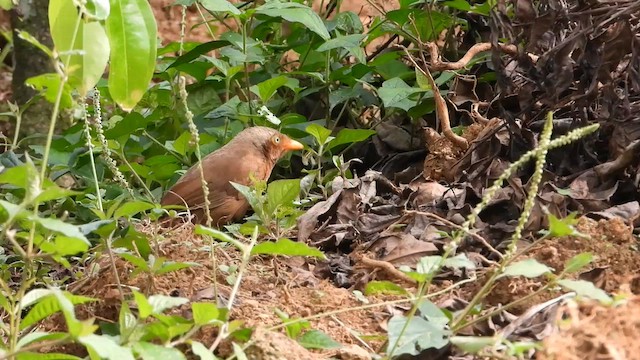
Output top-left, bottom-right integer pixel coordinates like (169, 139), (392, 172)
(273, 136), (281, 144)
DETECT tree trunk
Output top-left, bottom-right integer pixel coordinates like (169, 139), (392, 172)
(11, 0), (56, 139)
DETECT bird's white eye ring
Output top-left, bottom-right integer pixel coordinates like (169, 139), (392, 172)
(273, 136), (281, 144)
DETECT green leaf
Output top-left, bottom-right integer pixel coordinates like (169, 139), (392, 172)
(118, 253), (149, 271)
(21, 293), (96, 330)
(255, 2), (330, 40)
(266, 179), (300, 215)
(416, 256), (442, 277)
(327, 128), (376, 151)
(305, 123), (333, 146)
(155, 261), (199, 275)
(546, 212), (585, 238)
(106, 0), (157, 111)
(85, 0), (111, 20)
(443, 254), (476, 271)
(297, 330), (341, 349)
(251, 75), (289, 102)
(251, 238), (325, 259)
(378, 77), (425, 111)
(28, 216), (90, 245)
(49, 0), (110, 95)
(499, 259), (553, 279)
(0, 200), (26, 220)
(387, 315), (450, 355)
(16, 353), (82, 360)
(0, 0), (13, 10)
(79, 334), (135, 360)
(450, 336), (496, 353)
(192, 302), (221, 325)
(316, 34), (365, 63)
(16, 332), (69, 349)
(200, 0), (241, 15)
(417, 301), (449, 327)
(25, 73), (73, 109)
(40, 235), (90, 256)
(195, 225), (240, 245)
(34, 186), (80, 203)
(557, 279), (612, 304)
(114, 201), (155, 218)
(564, 253), (593, 274)
(133, 342), (186, 360)
(364, 281), (409, 296)
(16, 31), (53, 58)
(190, 341), (219, 360)
(147, 294), (189, 314)
(133, 291), (153, 319)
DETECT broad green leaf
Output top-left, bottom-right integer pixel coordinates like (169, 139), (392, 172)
(327, 128), (376, 151)
(499, 259), (552, 279)
(416, 256), (442, 276)
(16, 332), (69, 349)
(192, 302), (221, 325)
(148, 294), (189, 314)
(0, 0), (12, 10)
(106, 0), (157, 111)
(255, 2), (330, 40)
(364, 281), (409, 296)
(200, 0), (241, 15)
(316, 34), (365, 63)
(305, 123), (333, 146)
(297, 330), (340, 349)
(443, 254), (476, 271)
(118, 253), (149, 271)
(266, 179), (300, 215)
(378, 77), (425, 111)
(387, 315), (450, 355)
(39, 235), (90, 256)
(557, 279), (612, 304)
(21, 289), (54, 308)
(251, 238), (325, 259)
(49, 0), (110, 95)
(450, 336), (496, 353)
(34, 186), (80, 203)
(80, 334), (135, 360)
(28, 216), (90, 245)
(0, 200), (26, 220)
(190, 341), (219, 360)
(25, 73), (73, 109)
(230, 181), (265, 220)
(133, 291), (153, 319)
(133, 342), (186, 360)
(251, 76), (289, 102)
(21, 293), (97, 329)
(85, 0), (110, 20)
(564, 253), (593, 274)
(114, 201), (155, 218)
(417, 301), (449, 327)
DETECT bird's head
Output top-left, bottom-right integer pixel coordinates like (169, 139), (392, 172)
(235, 126), (304, 164)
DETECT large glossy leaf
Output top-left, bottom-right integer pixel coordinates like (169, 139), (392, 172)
(255, 2), (330, 40)
(106, 0), (157, 111)
(49, 0), (110, 96)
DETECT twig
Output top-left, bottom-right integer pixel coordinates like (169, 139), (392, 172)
(356, 254), (417, 285)
(401, 46), (469, 150)
(404, 210), (503, 260)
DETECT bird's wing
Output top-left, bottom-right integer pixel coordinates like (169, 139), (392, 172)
(160, 145), (271, 211)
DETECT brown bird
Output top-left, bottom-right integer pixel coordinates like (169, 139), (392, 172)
(161, 126), (304, 226)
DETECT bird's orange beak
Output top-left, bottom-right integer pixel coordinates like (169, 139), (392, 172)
(282, 137), (304, 151)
